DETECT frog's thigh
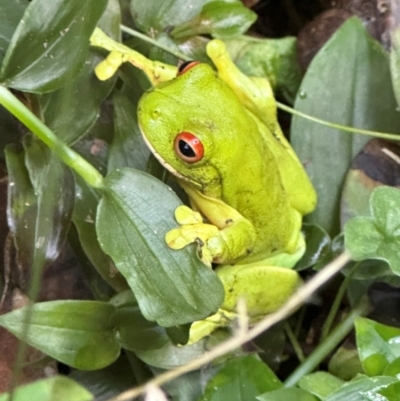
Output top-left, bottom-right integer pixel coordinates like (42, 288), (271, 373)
(216, 264), (302, 318)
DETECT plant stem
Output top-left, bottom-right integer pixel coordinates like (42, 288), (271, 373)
(320, 262), (359, 341)
(283, 298), (369, 387)
(284, 322), (305, 362)
(277, 101), (400, 141)
(0, 86), (104, 189)
(120, 25), (190, 61)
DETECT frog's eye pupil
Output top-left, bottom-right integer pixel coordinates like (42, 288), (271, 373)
(174, 132), (204, 163)
(179, 140), (196, 157)
(177, 60), (201, 76)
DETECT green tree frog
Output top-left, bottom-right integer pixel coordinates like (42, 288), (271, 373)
(91, 29), (316, 343)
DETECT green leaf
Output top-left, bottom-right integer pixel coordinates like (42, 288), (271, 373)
(0, 0), (27, 66)
(384, 357), (400, 376)
(0, 0), (108, 92)
(344, 186), (400, 274)
(96, 168), (224, 327)
(72, 172), (128, 293)
(295, 223), (331, 271)
(355, 317), (400, 376)
(325, 376), (398, 401)
(0, 376), (93, 401)
(171, 1), (257, 39)
(298, 372), (345, 400)
(377, 381), (400, 401)
(71, 355), (136, 401)
(257, 388), (319, 401)
(224, 36), (301, 103)
(291, 17), (400, 236)
(6, 141), (74, 273)
(328, 346), (364, 381)
(390, 26), (400, 107)
(108, 91), (150, 171)
(200, 355), (282, 401)
(110, 291), (169, 351)
(0, 300), (121, 370)
(38, 0), (120, 144)
(130, 0), (207, 34)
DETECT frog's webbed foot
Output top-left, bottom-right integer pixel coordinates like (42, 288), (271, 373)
(166, 205), (221, 265)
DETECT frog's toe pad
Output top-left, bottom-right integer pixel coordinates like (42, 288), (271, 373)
(174, 205), (203, 225)
(165, 223), (219, 250)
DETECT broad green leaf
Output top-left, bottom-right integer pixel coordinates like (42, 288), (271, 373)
(384, 357), (400, 376)
(257, 388), (318, 401)
(108, 91), (150, 171)
(0, 376), (93, 401)
(0, 300), (120, 370)
(291, 17), (400, 236)
(0, 0), (108, 92)
(355, 317), (400, 376)
(298, 372), (345, 400)
(39, 0), (120, 144)
(224, 36), (301, 103)
(130, 0), (207, 33)
(96, 168), (224, 327)
(200, 355), (282, 401)
(344, 186), (400, 274)
(326, 376), (398, 401)
(0, 0), (27, 66)
(171, 1), (256, 39)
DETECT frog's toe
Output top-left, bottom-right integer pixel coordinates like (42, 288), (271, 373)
(165, 223), (219, 250)
(174, 205), (203, 225)
(165, 228), (190, 249)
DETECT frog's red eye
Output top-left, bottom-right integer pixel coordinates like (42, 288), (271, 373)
(177, 61), (201, 76)
(174, 132), (204, 163)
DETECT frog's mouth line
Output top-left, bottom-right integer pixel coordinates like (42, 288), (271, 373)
(139, 124), (201, 189)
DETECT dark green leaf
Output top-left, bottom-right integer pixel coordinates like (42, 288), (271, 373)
(110, 291), (169, 351)
(39, 0), (120, 144)
(96, 168), (224, 327)
(0, 376), (93, 401)
(72, 172), (128, 293)
(0, 301), (120, 370)
(135, 335), (208, 370)
(295, 223), (331, 271)
(0, 0), (27, 66)
(0, 0), (108, 92)
(224, 36), (301, 103)
(377, 381), (400, 401)
(355, 317), (400, 376)
(291, 17), (400, 236)
(171, 1), (256, 40)
(71, 355), (136, 401)
(326, 376), (398, 401)
(344, 186), (400, 274)
(200, 355), (282, 401)
(108, 91), (150, 171)
(130, 0), (207, 33)
(257, 388), (318, 401)
(298, 372), (345, 400)
(6, 141), (74, 273)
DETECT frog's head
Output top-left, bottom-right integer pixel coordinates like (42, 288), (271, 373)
(138, 61), (249, 190)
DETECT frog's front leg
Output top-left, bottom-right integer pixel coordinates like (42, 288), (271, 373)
(166, 204), (257, 266)
(188, 261), (302, 344)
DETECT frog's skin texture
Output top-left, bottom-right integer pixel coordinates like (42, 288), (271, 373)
(91, 30), (317, 343)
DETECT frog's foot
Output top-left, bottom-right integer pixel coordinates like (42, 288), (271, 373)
(188, 263), (302, 343)
(166, 205), (221, 265)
